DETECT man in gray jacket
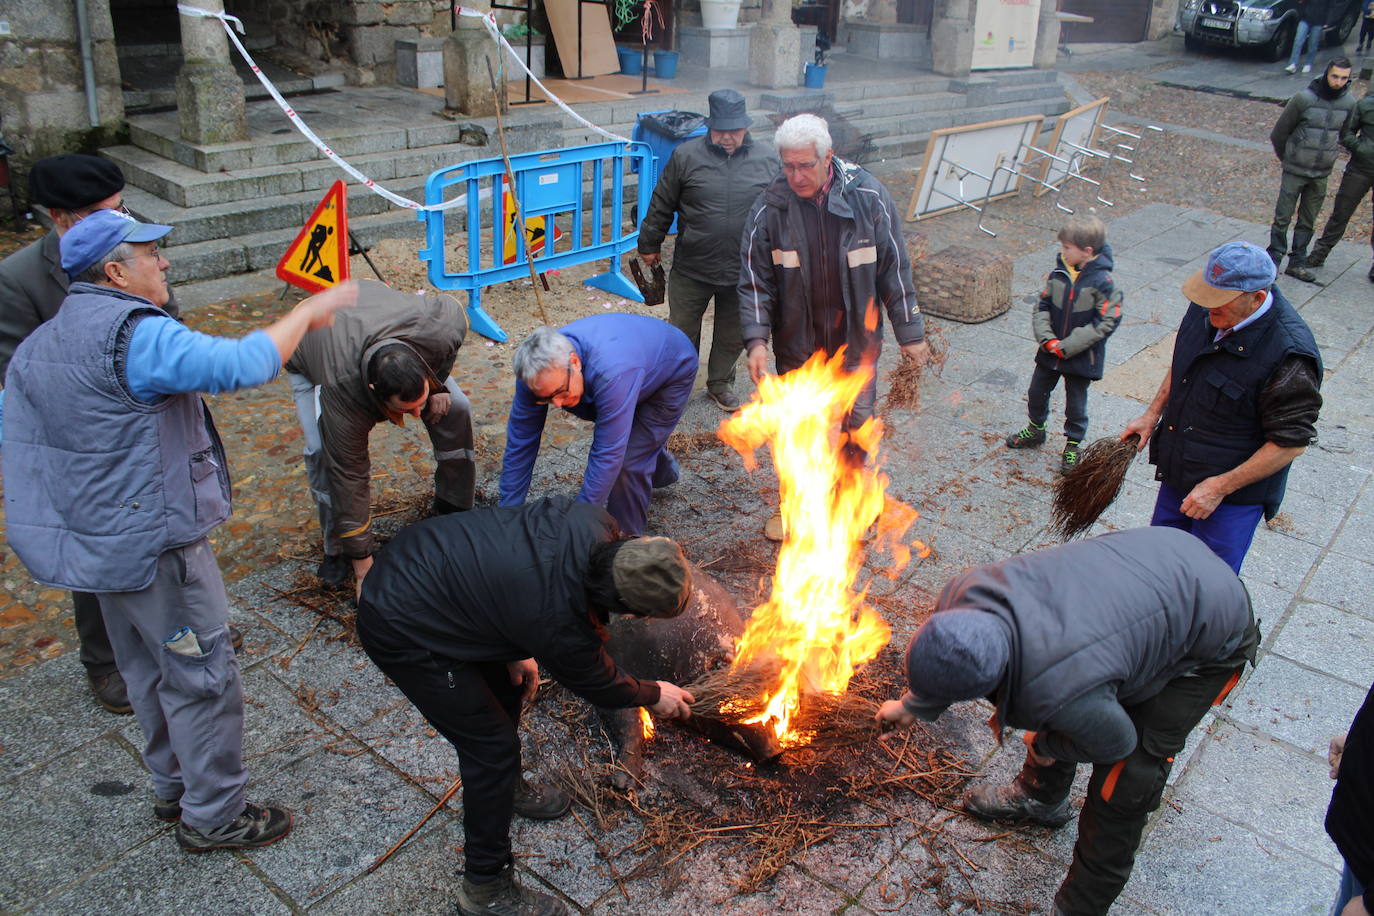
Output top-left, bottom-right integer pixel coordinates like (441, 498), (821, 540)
(1306, 87), (1374, 281)
(1267, 57), (1355, 283)
(284, 278), (475, 595)
(0, 154), (180, 714)
(878, 527), (1258, 916)
(638, 89), (779, 413)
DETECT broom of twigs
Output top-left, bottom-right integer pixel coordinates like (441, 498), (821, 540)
(882, 325), (947, 413)
(685, 661), (882, 748)
(1049, 433), (1140, 539)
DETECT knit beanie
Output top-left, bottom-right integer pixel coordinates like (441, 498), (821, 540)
(611, 536), (692, 618)
(902, 609), (1010, 719)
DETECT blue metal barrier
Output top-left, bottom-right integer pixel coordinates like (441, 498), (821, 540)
(417, 140), (655, 342)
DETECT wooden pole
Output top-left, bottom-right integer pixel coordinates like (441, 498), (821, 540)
(366, 774), (463, 873)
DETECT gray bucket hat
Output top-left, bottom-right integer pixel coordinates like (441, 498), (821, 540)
(705, 89), (751, 131)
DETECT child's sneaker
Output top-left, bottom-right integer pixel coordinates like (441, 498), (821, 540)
(1006, 423), (1047, 449)
(1060, 441), (1081, 476)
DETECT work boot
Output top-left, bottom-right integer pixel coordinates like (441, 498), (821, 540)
(1305, 248), (1327, 269)
(707, 388), (742, 413)
(1060, 440), (1081, 476)
(1285, 263), (1319, 284)
(457, 864), (568, 916)
(512, 777), (571, 821)
(88, 670), (133, 715)
(318, 554), (350, 587)
(1005, 422), (1047, 449)
(176, 802), (293, 852)
(153, 796), (183, 822)
(961, 779), (1073, 828)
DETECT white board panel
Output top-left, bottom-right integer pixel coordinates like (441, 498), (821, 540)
(1036, 97), (1109, 197)
(971, 0), (1043, 70)
(906, 115), (1046, 222)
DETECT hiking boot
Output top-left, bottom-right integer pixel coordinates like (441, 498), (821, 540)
(318, 554), (350, 588)
(512, 777), (571, 821)
(1305, 249), (1327, 269)
(88, 670), (132, 715)
(961, 780), (1073, 828)
(154, 796), (182, 822)
(1285, 263), (1319, 284)
(176, 802), (293, 852)
(706, 388), (742, 413)
(1005, 422), (1047, 449)
(457, 864), (568, 916)
(1060, 440), (1081, 476)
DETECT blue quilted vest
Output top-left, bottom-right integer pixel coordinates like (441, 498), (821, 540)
(2, 284), (231, 592)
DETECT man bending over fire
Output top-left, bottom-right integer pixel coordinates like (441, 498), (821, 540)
(356, 496), (695, 916)
(877, 527), (1258, 916)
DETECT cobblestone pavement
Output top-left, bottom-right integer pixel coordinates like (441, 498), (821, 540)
(1, 32), (1372, 916)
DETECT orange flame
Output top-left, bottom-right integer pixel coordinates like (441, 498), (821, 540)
(639, 707), (656, 741)
(719, 348), (917, 745)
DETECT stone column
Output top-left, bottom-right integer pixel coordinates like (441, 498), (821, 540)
(1033, 0), (1062, 69)
(175, 0), (248, 144)
(443, 0), (505, 117)
(749, 0), (802, 89)
(929, 0), (974, 78)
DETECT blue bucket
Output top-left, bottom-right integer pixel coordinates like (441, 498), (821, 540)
(617, 46), (642, 75)
(804, 62), (827, 89)
(654, 50), (679, 79)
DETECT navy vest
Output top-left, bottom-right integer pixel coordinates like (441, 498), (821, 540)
(2, 284), (231, 592)
(1150, 287), (1321, 515)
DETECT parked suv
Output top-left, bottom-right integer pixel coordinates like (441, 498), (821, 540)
(1179, 0), (1362, 61)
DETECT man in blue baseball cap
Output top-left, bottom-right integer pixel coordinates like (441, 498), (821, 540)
(1121, 240), (1323, 572)
(3, 207), (358, 852)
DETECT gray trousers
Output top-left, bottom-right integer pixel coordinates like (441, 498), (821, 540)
(97, 538), (247, 831)
(667, 270), (742, 394)
(289, 372), (477, 557)
(1267, 170), (1329, 267)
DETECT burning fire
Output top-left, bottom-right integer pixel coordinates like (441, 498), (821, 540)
(639, 706), (656, 741)
(719, 348), (922, 746)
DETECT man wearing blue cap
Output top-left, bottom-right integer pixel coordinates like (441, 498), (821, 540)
(877, 527), (1259, 916)
(1121, 240), (1322, 573)
(2, 209), (356, 852)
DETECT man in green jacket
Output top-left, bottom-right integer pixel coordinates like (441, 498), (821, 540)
(637, 89), (779, 413)
(1267, 57), (1355, 283)
(1306, 88), (1374, 281)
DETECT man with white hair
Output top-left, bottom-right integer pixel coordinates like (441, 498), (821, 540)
(499, 314), (697, 535)
(737, 113), (929, 538)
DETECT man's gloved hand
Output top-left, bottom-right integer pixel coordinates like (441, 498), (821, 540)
(423, 391), (451, 424)
(1043, 338), (1065, 359)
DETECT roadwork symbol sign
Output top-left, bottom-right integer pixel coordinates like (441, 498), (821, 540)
(501, 177), (564, 265)
(277, 180), (350, 293)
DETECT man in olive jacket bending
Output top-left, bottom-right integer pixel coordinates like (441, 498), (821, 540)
(878, 527), (1258, 916)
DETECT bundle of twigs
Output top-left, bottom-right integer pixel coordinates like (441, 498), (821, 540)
(882, 325), (947, 413)
(1050, 433), (1140, 539)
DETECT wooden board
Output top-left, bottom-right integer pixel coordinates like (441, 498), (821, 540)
(546, 0), (621, 78)
(906, 114), (1045, 221)
(1035, 97), (1109, 197)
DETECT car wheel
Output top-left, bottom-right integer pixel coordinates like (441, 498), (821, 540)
(1330, 7), (1358, 45)
(1266, 21), (1296, 61)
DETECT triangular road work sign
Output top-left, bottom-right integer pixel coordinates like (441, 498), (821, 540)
(277, 181), (350, 293)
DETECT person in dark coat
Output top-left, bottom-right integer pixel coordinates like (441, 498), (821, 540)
(0, 154), (182, 715)
(356, 496), (695, 916)
(1327, 683), (1374, 916)
(638, 89), (779, 413)
(1122, 241), (1322, 574)
(1306, 87), (1374, 281)
(877, 527), (1259, 916)
(500, 314), (697, 536)
(1286, 0), (1334, 74)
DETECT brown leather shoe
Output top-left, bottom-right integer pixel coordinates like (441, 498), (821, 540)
(512, 777), (571, 820)
(88, 671), (133, 715)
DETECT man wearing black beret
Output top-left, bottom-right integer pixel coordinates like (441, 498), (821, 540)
(0, 153), (182, 715)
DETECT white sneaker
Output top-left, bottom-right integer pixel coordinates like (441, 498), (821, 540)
(1302, 64), (1312, 73)
(1284, 63), (1297, 73)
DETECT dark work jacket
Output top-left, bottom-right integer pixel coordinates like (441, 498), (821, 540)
(1150, 287), (1322, 516)
(1340, 94), (1374, 174)
(1327, 681), (1374, 888)
(1031, 244), (1122, 381)
(357, 497), (660, 709)
(935, 527), (1254, 737)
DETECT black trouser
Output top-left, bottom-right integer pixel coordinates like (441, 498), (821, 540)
(1311, 166), (1374, 261)
(73, 590), (118, 677)
(1360, 16), (1374, 48)
(1027, 364), (1091, 443)
(1017, 628), (1258, 915)
(1268, 170), (1329, 268)
(356, 607), (522, 881)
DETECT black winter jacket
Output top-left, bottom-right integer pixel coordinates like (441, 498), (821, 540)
(1327, 681), (1374, 890)
(1031, 244), (1122, 381)
(1271, 75), (1356, 178)
(357, 497), (660, 709)
(1341, 94), (1374, 174)
(637, 133), (779, 287)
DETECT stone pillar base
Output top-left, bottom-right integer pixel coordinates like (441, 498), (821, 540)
(1033, 4), (1062, 69)
(176, 59), (247, 145)
(443, 30), (505, 117)
(930, 18), (973, 77)
(750, 22), (802, 88)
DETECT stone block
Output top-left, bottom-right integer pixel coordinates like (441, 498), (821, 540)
(913, 244), (1013, 323)
(176, 59), (248, 145)
(12, 4), (78, 43)
(845, 21), (929, 63)
(749, 21), (801, 89)
(384, 0), (437, 27)
(338, 2), (384, 26)
(677, 25), (750, 69)
(348, 24), (414, 67)
(503, 39), (547, 79)
(396, 37), (444, 88)
(443, 29), (502, 116)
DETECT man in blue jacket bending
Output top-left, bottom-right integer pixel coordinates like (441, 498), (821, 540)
(499, 314), (697, 535)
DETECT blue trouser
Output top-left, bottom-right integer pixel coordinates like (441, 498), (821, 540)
(1027, 364), (1091, 443)
(1150, 481), (1265, 574)
(97, 538), (248, 831)
(1289, 19), (1324, 69)
(604, 373), (693, 535)
(1332, 861), (1366, 916)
